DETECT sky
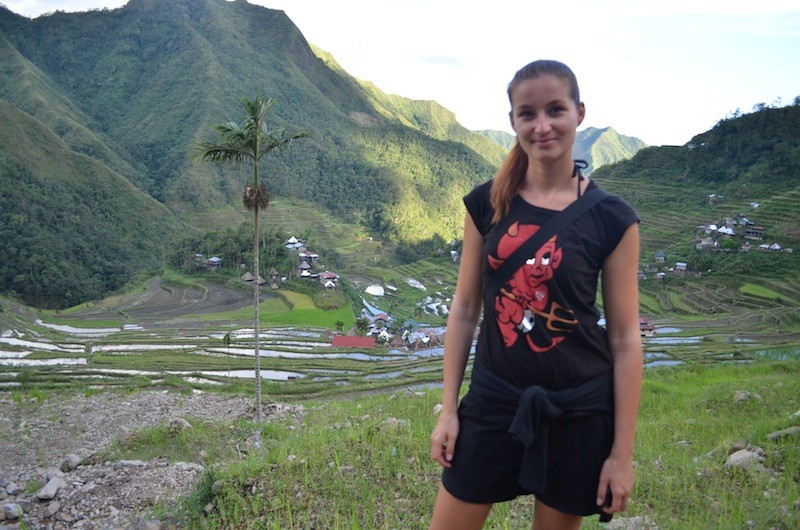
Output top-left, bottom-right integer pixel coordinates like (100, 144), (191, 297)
(4, 0), (800, 146)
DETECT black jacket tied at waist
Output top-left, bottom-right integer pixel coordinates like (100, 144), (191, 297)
(468, 359), (614, 493)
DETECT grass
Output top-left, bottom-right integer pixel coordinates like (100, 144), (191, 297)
(87, 360), (800, 529)
(740, 283), (784, 300)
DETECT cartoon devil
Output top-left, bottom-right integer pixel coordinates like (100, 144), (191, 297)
(488, 221), (578, 352)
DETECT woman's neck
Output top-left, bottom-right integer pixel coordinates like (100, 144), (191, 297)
(517, 156), (582, 208)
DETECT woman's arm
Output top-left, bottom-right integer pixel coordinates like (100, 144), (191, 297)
(430, 213), (485, 468)
(596, 223), (643, 514)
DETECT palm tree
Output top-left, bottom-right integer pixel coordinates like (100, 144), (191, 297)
(197, 95), (307, 421)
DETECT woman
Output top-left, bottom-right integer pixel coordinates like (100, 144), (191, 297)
(429, 60), (642, 530)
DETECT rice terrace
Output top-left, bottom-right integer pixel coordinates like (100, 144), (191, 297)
(2, 269), (800, 397)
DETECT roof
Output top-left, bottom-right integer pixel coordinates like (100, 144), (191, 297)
(332, 335), (376, 348)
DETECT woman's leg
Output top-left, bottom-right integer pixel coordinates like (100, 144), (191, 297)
(429, 484), (493, 530)
(531, 498), (583, 530)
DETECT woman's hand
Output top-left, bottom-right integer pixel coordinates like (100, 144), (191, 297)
(596, 452), (635, 515)
(430, 410), (460, 468)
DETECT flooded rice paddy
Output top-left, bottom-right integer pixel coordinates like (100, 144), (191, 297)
(2, 316), (797, 395)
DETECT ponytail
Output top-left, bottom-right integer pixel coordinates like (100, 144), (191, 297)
(490, 140), (527, 224)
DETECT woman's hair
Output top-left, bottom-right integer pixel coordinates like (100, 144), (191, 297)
(490, 60), (581, 223)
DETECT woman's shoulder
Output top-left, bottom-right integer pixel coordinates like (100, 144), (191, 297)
(588, 180), (638, 217)
(463, 179), (495, 236)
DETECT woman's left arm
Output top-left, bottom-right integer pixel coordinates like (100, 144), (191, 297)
(596, 223), (643, 515)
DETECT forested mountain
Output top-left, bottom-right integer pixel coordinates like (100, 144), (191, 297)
(0, 0), (503, 240)
(573, 127), (648, 173)
(0, 101), (180, 308)
(0, 0), (505, 307)
(0, 0), (796, 309)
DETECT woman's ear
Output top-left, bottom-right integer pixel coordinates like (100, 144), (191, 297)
(577, 102), (586, 126)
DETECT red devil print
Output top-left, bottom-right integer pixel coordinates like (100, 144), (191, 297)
(488, 221), (578, 352)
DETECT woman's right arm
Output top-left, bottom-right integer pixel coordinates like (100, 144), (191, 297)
(430, 212), (485, 468)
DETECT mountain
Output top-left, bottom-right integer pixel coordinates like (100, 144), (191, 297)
(0, 0), (504, 238)
(0, 0), (506, 307)
(474, 129), (515, 150)
(475, 127), (647, 173)
(573, 127), (647, 174)
(0, 101), (180, 308)
(0, 0), (796, 310)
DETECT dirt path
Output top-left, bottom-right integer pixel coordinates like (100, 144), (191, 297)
(0, 391), (303, 529)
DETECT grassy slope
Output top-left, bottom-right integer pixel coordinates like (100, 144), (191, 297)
(72, 360), (799, 529)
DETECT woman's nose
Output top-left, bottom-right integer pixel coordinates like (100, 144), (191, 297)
(535, 115), (551, 133)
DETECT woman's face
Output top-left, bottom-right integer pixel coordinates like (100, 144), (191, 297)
(509, 75), (585, 164)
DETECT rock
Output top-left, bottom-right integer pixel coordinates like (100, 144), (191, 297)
(127, 516), (163, 530)
(61, 454), (83, 472)
(433, 404), (443, 415)
(36, 476), (66, 501)
(2, 504), (23, 520)
(732, 390), (751, 403)
(4, 484), (22, 497)
(725, 446), (765, 470)
(114, 460), (147, 468)
(381, 418), (408, 432)
(212, 480), (225, 494)
(792, 409), (800, 418)
(45, 467), (63, 481)
(767, 426), (800, 440)
(46, 501), (61, 517)
(174, 462), (204, 473)
(607, 515), (659, 529)
(167, 417), (192, 433)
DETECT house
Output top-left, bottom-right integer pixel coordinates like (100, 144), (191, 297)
(740, 242), (752, 252)
(332, 335), (376, 349)
(654, 251), (666, 263)
(758, 243), (771, 251)
(696, 237), (716, 250)
(745, 226), (765, 240)
(298, 261), (311, 272)
(450, 250), (460, 262)
(770, 243), (782, 251)
(638, 271), (647, 280)
(203, 256), (221, 270)
(299, 252), (319, 264)
(675, 262), (688, 272)
(639, 318), (656, 337)
(241, 271), (255, 282)
(656, 272), (667, 281)
(285, 236), (305, 251)
(319, 271), (340, 283)
(365, 284), (385, 296)
(323, 280), (336, 290)
(708, 193), (724, 205)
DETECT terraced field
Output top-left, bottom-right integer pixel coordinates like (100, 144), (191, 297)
(2, 267), (800, 400)
(0, 275), (447, 398)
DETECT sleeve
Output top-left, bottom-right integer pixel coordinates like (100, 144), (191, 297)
(462, 180), (495, 236)
(597, 194), (640, 257)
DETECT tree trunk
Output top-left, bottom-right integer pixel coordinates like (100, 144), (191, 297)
(254, 206), (262, 422)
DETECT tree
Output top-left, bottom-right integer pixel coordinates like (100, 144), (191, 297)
(196, 95), (307, 421)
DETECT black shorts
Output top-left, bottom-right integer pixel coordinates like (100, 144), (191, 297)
(441, 389), (614, 516)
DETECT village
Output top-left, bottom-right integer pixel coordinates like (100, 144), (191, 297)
(641, 197), (793, 282)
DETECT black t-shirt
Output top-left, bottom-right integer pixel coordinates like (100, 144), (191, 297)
(464, 179), (639, 391)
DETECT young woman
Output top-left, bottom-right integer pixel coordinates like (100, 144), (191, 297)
(429, 60), (642, 530)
